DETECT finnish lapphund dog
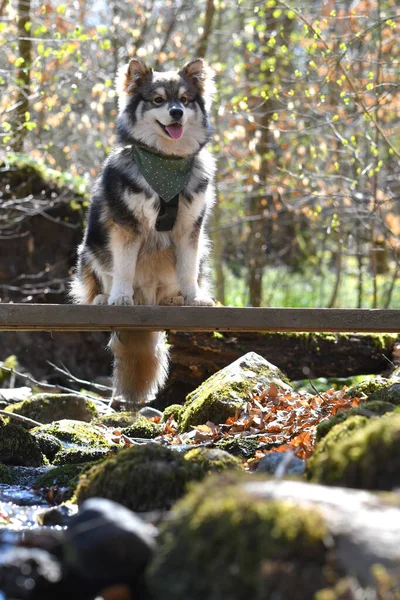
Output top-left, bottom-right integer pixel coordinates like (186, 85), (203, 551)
(71, 58), (216, 405)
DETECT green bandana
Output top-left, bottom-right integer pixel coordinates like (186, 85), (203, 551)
(132, 146), (194, 202)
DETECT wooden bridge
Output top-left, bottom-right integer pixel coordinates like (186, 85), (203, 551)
(0, 304), (399, 333)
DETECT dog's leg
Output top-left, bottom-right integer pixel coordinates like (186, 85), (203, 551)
(175, 231), (214, 306)
(108, 227), (140, 306)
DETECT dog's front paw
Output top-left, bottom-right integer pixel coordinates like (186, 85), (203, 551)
(108, 294), (134, 306)
(93, 294), (109, 306)
(185, 295), (215, 307)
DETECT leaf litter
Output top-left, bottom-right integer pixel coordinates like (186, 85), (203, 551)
(153, 384), (364, 469)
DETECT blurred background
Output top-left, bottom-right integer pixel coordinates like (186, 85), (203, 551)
(0, 0), (399, 309)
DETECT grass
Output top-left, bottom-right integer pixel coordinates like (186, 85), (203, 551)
(217, 262), (400, 308)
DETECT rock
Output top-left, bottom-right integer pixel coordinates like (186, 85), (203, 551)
(139, 407), (163, 419)
(31, 433), (62, 462)
(149, 473), (330, 600)
(315, 400), (396, 441)
(0, 421), (44, 466)
(53, 447), (116, 466)
(348, 375), (400, 405)
(256, 451), (306, 476)
(179, 352), (291, 432)
(215, 436), (259, 459)
(308, 413), (400, 489)
(0, 462), (13, 484)
(161, 404), (183, 423)
(5, 393), (99, 425)
(31, 419), (119, 449)
(0, 386), (32, 402)
(184, 448), (243, 472)
(94, 411), (137, 428)
(37, 504), (76, 527)
(64, 498), (156, 597)
(121, 417), (161, 439)
(75, 443), (242, 512)
(35, 463), (89, 501)
(0, 547), (62, 600)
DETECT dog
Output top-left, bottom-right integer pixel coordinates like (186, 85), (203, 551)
(70, 57), (216, 406)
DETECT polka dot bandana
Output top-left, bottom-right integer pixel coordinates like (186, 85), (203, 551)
(132, 146), (194, 203)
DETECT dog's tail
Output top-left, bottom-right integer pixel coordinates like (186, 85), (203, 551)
(109, 331), (169, 406)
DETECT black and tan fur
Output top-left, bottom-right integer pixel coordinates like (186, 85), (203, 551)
(70, 58), (216, 405)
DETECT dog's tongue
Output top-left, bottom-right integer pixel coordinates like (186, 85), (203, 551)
(166, 123), (183, 140)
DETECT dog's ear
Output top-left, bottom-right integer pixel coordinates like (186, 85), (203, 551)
(179, 58), (216, 110)
(179, 59), (211, 94)
(116, 58), (152, 96)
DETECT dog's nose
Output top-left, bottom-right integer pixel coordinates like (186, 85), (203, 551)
(169, 107), (183, 120)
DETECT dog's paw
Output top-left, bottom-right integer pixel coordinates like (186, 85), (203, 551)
(185, 296), (215, 307)
(108, 294), (134, 306)
(92, 294), (109, 306)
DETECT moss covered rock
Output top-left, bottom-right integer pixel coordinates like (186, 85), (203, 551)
(75, 443), (243, 512)
(6, 393), (98, 424)
(161, 404), (183, 423)
(179, 353), (291, 432)
(308, 414), (400, 489)
(0, 421), (44, 466)
(215, 436), (259, 459)
(316, 400), (395, 441)
(53, 447), (116, 466)
(121, 416), (161, 439)
(184, 448), (243, 472)
(94, 411), (136, 428)
(348, 375), (400, 405)
(31, 432), (62, 462)
(149, 474), (329, 600)
(0, 462), (13, 484)
(36, 463), (88, 500)
(31, 419), (117, 449)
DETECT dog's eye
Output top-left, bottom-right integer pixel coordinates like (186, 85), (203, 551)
(180, 96), (189, 106)
(153, 96), (164, 105)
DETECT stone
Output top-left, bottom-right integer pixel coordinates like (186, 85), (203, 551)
(256, 451), (305, 476)
(179, 352), (292, 432)
(5, 393), (99, 425)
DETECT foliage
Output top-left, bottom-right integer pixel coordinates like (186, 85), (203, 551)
(1, 0), (399, 307)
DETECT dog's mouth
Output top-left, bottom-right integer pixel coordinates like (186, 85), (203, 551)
(157, 121), (184, 140)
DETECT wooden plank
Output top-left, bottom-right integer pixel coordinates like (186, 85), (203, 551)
(0, 303), (399, 333)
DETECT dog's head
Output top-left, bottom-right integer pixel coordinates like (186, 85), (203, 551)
(116, 58), (215, 157)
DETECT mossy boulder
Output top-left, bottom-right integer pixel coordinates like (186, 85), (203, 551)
(94, 411), (136, 429)
(5, 393), (99, 424)
(316, 400), (396, 441)
(53, 447), (117, 466)
(36, 463), (88, 500)
(0, 462), (13, 484)
(0, 355), (17, 384)
(0, 421), (44, 466)
(348, 375), (400, 405)
(162, 404), (183, 423)
(149, 474), (329, 600)
(308, 414), (400, 489)
(184, 448), (243, 472)
(75, 443), (242, 512)
(179, 353), (291, 432)
(121, 416), (162, 439)
(215, 436), (259, 459)
(31, 419), (118, 449)
(31, 432), (62, 462)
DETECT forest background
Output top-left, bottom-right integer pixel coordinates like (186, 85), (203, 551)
(1, 0), (399, 309)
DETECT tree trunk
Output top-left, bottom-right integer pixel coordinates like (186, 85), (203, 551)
(12, 0), (32, 152)
(156, 330), (398, 407)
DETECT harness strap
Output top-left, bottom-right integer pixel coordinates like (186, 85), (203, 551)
(155, 193), (179, 232)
